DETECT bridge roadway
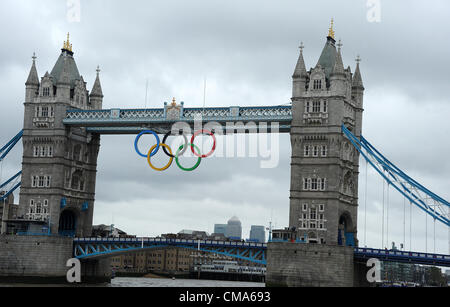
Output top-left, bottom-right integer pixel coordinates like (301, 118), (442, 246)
(73, 238), (450, 267)
(62, 105), (293, 134)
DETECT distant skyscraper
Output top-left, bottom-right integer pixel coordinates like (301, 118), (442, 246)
(226, 216), (242, 240)
(214, 224), (227, 235)
(250, 226), (266, 243)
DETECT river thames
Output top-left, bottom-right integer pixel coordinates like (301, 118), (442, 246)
(0, 277), (265, 287)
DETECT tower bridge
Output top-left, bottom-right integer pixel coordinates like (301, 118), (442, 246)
(0, 25), (449, 286)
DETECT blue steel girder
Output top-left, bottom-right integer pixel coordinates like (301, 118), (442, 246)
(354, 248), (450, 267)
(63, 106), (293, 134)
(73, 238), (267, 264)
(0, 130), (23, 162)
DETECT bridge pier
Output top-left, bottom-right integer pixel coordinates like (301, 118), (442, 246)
(266, 242), (368, 287)
(0, 235), (110, 284)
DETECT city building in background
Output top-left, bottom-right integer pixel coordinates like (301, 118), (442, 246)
(214, 224), (227, 235)
(91, 224), (130, 238)
(249, 225), (266, 243)
(225, 216), (242, 241)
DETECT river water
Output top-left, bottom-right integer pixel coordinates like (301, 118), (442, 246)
(111, 277), (265, 287)
(0, 277), (265, 287)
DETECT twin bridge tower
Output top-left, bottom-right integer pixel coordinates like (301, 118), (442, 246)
(19, 30), (364, 243)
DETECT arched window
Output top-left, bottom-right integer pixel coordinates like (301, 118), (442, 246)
(71, 170), (83, 190)
(73, 145), (81, 161)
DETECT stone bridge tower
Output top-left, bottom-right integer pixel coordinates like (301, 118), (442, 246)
(289, 22), (365, 247)
(20, 34), (103, 237)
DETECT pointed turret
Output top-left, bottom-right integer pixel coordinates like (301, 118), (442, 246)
(331, 40), (345, 76)
(25, 53), (40, 103)
(292, 43), (308, 98)
(90, 66), (103, 109)
(352, 55), (364, 89)
(26, 53), (40, 86)
(293, 43), (307, 78)
(90, 66), (103, 97)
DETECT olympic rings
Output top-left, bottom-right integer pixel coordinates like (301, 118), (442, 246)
(147, 143), (174, 172)
(175, 144), (202, 172)
(190, 129), (216, 158)
(162, 130), (189, 158)
(135, 130), (160, 158)
(134, 129), (216, 171)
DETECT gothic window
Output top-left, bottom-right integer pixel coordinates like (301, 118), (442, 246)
(40, 146), (46, 157)
(310, 208), (317, 220)
(33, 146), (39, 157)
(312, 101), (321, 113)
(303, 204), (308, 211)
(311, 178), (318, 191)
(313, 79), (322, 90)
(71, 170), (83, 190)
(303, 177), (327, 191)
(43, 87), (50, 97)
(321, 145), (328, 157)
(41, 107), (49, 117)
(38, 176), (45, 187)
(46, 176), (51, 187)
(305, 101), (311, 113)
(319, 204), (325, 212)
(31, 176), (38, 187)
(50, 107), (54, 118)
(323, 101), (328, 113)
(320, 178), (327, 191)
(36, 202), (42, 214)
(73, 145), (82, 161)
(313, 146), (319, 157)
(47, 146), (53, 157)
(304, 145), (310, 157)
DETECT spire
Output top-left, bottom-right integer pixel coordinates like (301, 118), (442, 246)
(26, 52), (40, 86)
(62, 32), (73, 53)
(332, 40), (345, 75)
(328, 18), (335, 40)
(90, 66), (103, 97)
(293, 42), (307, 78)
(352, 55), (364, 89)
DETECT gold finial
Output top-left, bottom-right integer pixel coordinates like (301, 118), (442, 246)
(328, 18), (335, 39)
(172, 97), (177, 106)
(63, 32), (73, 52)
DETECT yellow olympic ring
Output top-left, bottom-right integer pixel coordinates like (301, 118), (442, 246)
(147, 143), (174, 172)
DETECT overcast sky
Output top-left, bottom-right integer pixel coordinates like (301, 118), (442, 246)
(0, 0), (449, 254)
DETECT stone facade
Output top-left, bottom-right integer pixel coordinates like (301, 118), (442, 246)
(19, 41), (103, 237)
(266, 242), (354, 287)
(289, 34), (364, 246)
(0, 235), (111, 283)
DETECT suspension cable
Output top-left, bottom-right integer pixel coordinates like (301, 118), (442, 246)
(386, 182), (391, 248)
(382, 178), (385, 249)
(364, 160), (368, 247)
(425, 213), (428, 253)
(410, 201), (412, 251)
(433, 218), (436, 254)
(403, 196), (406, 250)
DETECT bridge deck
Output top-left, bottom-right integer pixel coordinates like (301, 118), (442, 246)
(63, 105), (293, 134)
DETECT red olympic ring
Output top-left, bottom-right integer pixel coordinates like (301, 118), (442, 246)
(190, 129), (216, 158)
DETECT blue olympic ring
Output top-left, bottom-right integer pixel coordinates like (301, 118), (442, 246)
(134, 130), (160, 158)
